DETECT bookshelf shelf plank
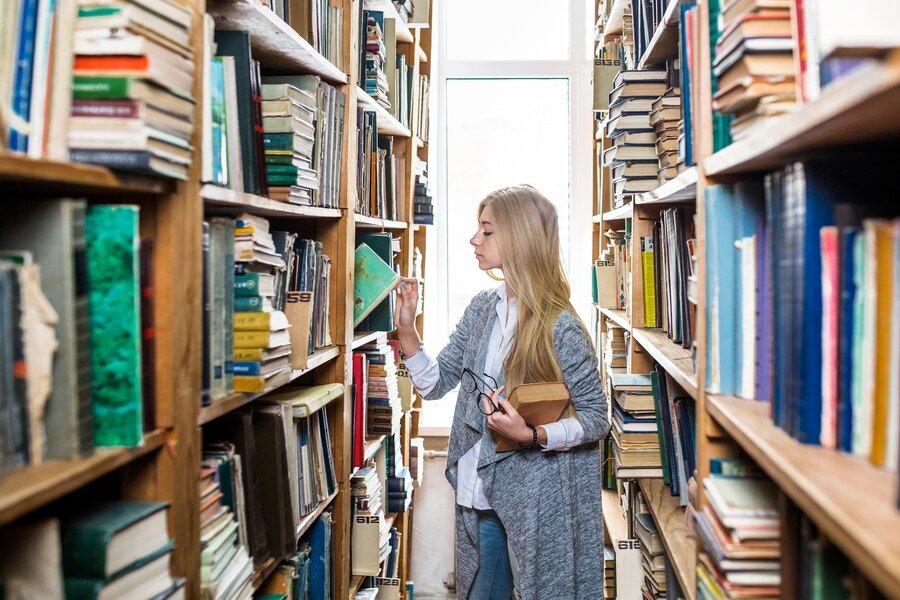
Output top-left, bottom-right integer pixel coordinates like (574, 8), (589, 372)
(599, 307), (631, 332)
(352, 331), (386, 349)
(602, 0), (629, 38)
(416, 46), (428, 63)
(364, 435), (386, 461)
(0, 430), (167, 527)
(637, 0), (682, 69)
(356, 87), (412, 137)
(349, 575), (365, 598)
(354, 213), (409, 230)
(601, 488), (628, 546)
(296, 490), (339, 539)
(631, 327), (698, 400)
(635, 166), (698, 205)
(197, 346), (341, 425)
(704, 50), (900, 177)
(363, 0), (414, 43)
(251, 557), (278, 591)
(638, 479), (697, 600)
(603, 203), (633, 222)
(202, 184), (343, 219)
(414, 135), (425, 148)
(707, 394), (900, 598)
(207, 0), (348, 83)
(0, 153), (170, 194)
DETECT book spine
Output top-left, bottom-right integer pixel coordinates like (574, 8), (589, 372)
(234, 274), (260, 296)
(233, 348), (263, 361)
(234, 312), (271, 330)
(201, 222), (211, 406)
(234, 330), (270, 348)
(68, 149), (152, 169)
(8, 0), (40, 153)
(232, 361), (261, 376)
(71, 99), (141, 118)
(140, 239), (156, 431)
(223, 221), (235, 393)
(72, 76), (131, 99)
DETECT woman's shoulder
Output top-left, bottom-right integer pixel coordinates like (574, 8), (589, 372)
(552, 308), (592, 348)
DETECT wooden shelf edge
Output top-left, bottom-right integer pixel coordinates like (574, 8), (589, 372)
(0, 429), (167, 527)
(706, 394), (900, 598)
(603, 203), (633, 222)
(0, 152), (171, 194)
(349, 575), (366, 598)
(356, 87), (412, 138)
(202, 184), (343, 219)
(704, 50), (900, 177)
(634, 166), (698, 205)
(598, 306), (632, 332)
(351, 330), (389, 350)
(638, 479), (697, 600)
(296, 489), (339, 539)
(631, 327), (698, 400)
(602, 0), (629, 38)
(251, 556), (278, 591)
(364, 435), (386, 461)
(197, 346), (341, 425)
(353, 213), (408, 230)
(601, 488), (628, 546)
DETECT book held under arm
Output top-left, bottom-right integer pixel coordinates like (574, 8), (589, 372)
(492, 382), (573, 453)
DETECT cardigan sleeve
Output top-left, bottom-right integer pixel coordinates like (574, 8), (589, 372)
(419, 290), (493, 401)
(553, 311), (610, 445)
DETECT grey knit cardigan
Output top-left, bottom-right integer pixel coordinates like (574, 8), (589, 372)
(421, 289), (610, 600)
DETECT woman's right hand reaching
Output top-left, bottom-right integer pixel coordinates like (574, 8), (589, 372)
(394, 277), (420, 331)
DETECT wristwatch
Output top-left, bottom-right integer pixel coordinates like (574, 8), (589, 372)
(399, 342), (424, 361)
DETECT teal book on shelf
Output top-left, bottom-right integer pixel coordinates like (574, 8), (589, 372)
(85, 205), (143, 447)
(354, 242), (400, 328)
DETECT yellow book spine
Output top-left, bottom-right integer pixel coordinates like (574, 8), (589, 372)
(233, 348), (263, 361)
(234, 311), (271, 331)
(641, 236), (656, 328)
(234, 331), (269, 348)
(871, 221), (894, 466)
(233, 375), (266, 393)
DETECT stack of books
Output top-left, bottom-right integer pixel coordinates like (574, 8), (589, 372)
(360, 336), (402, 436)
(233, 310), (292, 393)
(604, 545), (616, 599)
(70, 0), (195, 179)
(695, 466), (781, 599)
(711, 0), (795, 140)
(200, 444), (254, 599)
(409, 437), (424, 486)
(649, 89), (682, 182)
(603, 70), (668, 206)
(610, 373), (663, 478)
(351, 464), (392, 577)
(413, 159), (434, 225)
(635, 508), (666, 598)
(351, 466), (383, 518)
(388, 467), (413, 514)
(364, 11), (390, 110)
(260, 83), (319, 204)
(603, 320), (628, 377)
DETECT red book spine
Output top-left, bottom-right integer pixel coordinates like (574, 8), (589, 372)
(352, 353), (367, 468)
(74, 55), (150, 71)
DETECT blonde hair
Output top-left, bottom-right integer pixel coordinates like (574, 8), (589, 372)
(479, 185), (584, 391)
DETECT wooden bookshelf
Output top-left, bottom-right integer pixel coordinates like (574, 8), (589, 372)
(363, 0), (414, 43)
(364, 435), (386, 461)
(207, 0), (347, 82)
(631, 327), (698, 400)
(638, 479), (696, 600)
(601, 488), (628, 545)
(202, 184), (343, 219)
(354, 213), (409, 230)
(634, 166), (698, 205)
(349, 575), (366, 598)
(356, 87), (412, 137)
(707, 394), (900, 598)
(637, 0), (682, 69)
(297, 490), (340, 539)
(704, 50), (900, 177)
(599, 306), (631, 331)
(0, 430), (166, 527)
(251, 557), (279, 591)
(603, 203), (633, 222)
(0, 153), (170, 194)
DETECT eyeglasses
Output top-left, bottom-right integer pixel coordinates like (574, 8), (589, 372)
(461, 367), (501, 415)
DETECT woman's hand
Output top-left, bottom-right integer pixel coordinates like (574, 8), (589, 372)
(393, 277), (419, 331)
(482, 387), (533, 444)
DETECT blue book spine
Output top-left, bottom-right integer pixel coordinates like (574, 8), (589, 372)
(9, 0), (41, 152)
(837, 227), (858, 453)
(678, 3), (697, 167)
(232, 361), (261, 376)
(307, 514), (332, 600)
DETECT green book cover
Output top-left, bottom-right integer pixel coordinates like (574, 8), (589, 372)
(263, 133), (295, 151)
(650, 370), (671, 486)
(353, 243), (400, 327)
(266, 174), (299, 186)
(235, 295), (265, 311)
(265, 154), (295, 165)
(85, 205), (143, 447)
(61, 501), (168, 578)
(234, 273), (264, 296)
(266, 164), (298, 175)
(73, 76), (135, 99)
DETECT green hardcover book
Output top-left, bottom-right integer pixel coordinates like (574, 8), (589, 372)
(266, 174), (299, 186)
(61, 501), (169, 579)
(85, 205), (143, 447)
(353, 243), (400, 327)
(234, 295), (265, 311)
(265, 154), (295, 165)
(263, 133), (295, 151)
(234, 273), (272, 296)
(650, 370), (671, 486)
(223, 220), (235, 393)
(356, 233), (396, 332)
(266, 164), (298, 175)
(64, 544), (173, 600)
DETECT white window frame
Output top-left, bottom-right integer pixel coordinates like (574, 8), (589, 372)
(418, 0), (595, 436)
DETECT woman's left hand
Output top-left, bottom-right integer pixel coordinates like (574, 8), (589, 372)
(482, 387), (532, 444)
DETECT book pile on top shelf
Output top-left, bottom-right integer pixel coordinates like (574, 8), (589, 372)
(711, 0), (796, 141)
(256, 512), (333, 598)
(363, 11), (390, 110)
(641, 206), (696, 350)
(649, 82), (682, 183)
(603, 69), (668, 206)
(704, 159), (900, 470)
(203, 384), (341, 572)
(356, 110), (403, 220)
(1, 203), (155, 478)
(413, 158), (434, 225)
(610, 373), (663, 479)
(694, 459), (781, 599)
(200, 444), (254, 599)
(634, 495), (670, 600)
(70, 0), (195, 178)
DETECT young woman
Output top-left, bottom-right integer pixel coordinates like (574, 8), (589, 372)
(393, 185), (610, 600)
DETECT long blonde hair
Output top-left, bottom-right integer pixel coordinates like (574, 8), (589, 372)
(479, 185), (583, 391)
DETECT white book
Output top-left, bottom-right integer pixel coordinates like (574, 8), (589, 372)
(737, 235), (756, 400)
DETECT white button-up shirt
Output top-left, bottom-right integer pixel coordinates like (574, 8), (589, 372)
(405, 283), (585, 509)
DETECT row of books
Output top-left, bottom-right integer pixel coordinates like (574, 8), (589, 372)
(634, 493), (683, 599)
(413, 158), (433, 225)
(262, 0), (344, 68)
(641, 206), (696, 349)
(704, 158), (900, 470)
(0, 502), (184, 599)
(201, 214), (333, 404)
(1, 201), (156, 479)
(593, 226), (629, 311)
(203, 383), (340, 571)
(356, 109), (405, 220)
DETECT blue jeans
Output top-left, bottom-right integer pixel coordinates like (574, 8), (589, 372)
(470, 510), (514, 600)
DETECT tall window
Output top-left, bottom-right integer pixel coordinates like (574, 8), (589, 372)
(419, 0), (594, 433)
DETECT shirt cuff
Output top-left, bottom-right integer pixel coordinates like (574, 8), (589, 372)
(540, 420), (571, 451)
(403, 347), (433, 376)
